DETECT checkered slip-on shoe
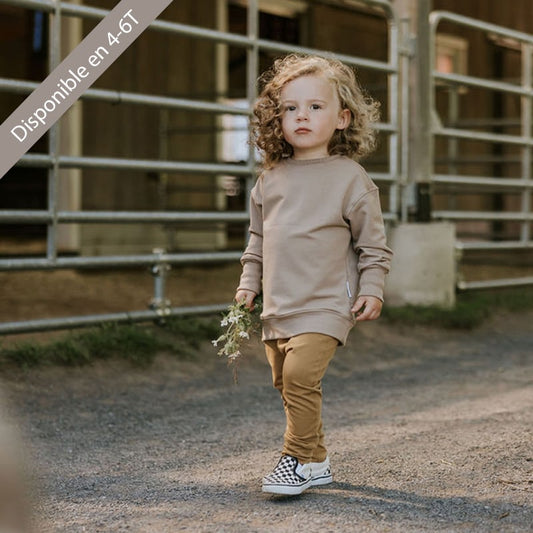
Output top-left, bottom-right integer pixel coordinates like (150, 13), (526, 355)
(262, 455), (312, 496)
(309, 456), (333, 486)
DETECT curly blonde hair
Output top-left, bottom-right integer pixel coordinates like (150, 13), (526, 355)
(252, 54), (380, 169)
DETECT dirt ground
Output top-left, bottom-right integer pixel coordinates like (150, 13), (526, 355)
(0, 311), (531, 530)
(0, 264), (244, 327)
(0, 267), (532, 532)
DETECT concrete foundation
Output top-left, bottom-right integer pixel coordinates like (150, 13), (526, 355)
(384, 222), (456, 308)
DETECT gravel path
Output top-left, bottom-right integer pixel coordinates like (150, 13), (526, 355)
(1, 311), (532, 532)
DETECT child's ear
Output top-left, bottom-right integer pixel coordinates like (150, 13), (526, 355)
(337, 108), (351, 130)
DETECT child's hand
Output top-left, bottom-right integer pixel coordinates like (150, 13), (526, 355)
(235, 289), (257, 310)
(351, 295), (383, 322)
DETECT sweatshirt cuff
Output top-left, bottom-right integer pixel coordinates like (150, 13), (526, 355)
(237, 261), (262, 295)
(358, 267), (387, 301)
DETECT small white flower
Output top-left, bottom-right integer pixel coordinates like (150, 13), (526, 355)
(213, 297), (262, 379)
(228, 351), (241, 361)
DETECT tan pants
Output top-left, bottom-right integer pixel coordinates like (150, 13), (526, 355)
(264, 333), (338, 464)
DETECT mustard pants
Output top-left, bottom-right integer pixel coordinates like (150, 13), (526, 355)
(264, 333), (338, 464)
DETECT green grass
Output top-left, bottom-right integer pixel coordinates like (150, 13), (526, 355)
(1, 286), (533, 370)
(0, 316), (220, 370)
(382, 285), (533, 329)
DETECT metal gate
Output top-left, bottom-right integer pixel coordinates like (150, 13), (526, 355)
(429, 11), (533, 290)
(0, 0), (402, 334)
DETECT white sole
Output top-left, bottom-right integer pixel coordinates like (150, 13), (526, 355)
(262, 480), (312, 496)
(310, 474), (333, 486)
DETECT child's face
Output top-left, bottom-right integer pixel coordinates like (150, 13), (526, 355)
(280, 74), (350, 160)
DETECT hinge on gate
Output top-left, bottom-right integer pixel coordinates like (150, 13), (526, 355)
(149, 248), (171, 323)
(399, 18), (416, 58)
(401, 34), (416, 58)
(415, 183), (432, 223)
(404, 183), (433, 222)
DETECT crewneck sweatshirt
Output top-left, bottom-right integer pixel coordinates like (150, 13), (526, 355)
(238, 155), (392, 345)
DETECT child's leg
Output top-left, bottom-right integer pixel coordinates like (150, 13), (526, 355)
(264, 338), (290, 433)
(264, 333), (337, 464)
(313, 419), (328, 463)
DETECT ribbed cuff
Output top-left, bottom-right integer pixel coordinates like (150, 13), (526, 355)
(237, 261), (262, 295)
(358, 267), (387, 301)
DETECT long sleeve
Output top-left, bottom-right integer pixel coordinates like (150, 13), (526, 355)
(237, 179), (263, 295)
(348, 188), (393, 300)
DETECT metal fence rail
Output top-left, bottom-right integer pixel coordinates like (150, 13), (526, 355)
(429, 11), (533, 289)
(0, 0), (401, 334)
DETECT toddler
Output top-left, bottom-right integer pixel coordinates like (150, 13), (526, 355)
(235, 54), (392, 496)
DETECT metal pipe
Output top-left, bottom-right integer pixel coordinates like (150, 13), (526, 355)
(386, 9), (400, 217)
(457, 276), (533, 291)
(367, 172), (397, 182)
(430, 10), (533, 45)
(46, 0), (61, 262)
(79, 87), (250, 115)
(434, 71), (533, 97)
(0, 210), (250, 223)
(456, 241), (533, 250)
(432, 210), (533, 221)
(0, 78), (251, 116)
(13, 152), (396, 180)
(0, 0), (54, 10)
(520, 43), (532, 243)
(374, 122), (397, 133)
(0, 304), (228, 335)
(0, 78), (399, 130)
(256, 38), (395, 72)
(0, 206), (400, 224)
(244, 0), (259, 244)
(0, 251), (243, 271)
(436, 127), (533, 147)
(433, 175), (533, 189)
(435, 155), (523, 165)
(337, 0), (397, 18)
(15, 154), (253, 174)
(400, 17), (411, 223)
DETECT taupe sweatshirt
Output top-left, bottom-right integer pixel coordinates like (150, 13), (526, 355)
(238, 155), (392, 345)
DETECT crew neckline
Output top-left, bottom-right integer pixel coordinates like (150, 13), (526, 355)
(284, 154), (343, 166)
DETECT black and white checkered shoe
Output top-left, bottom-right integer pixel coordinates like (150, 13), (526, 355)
(309, 456), (333, 486)
(262, 455), (312, 496)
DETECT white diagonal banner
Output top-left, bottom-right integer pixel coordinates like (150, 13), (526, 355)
(0, 0), (173, 180)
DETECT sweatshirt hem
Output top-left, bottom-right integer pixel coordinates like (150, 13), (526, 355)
(261, 310), (354, 346)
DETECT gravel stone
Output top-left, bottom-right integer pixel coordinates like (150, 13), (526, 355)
(1, 310), (532, 532)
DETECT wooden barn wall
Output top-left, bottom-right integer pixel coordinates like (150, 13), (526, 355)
(80, 0), (218, 254)
(307, 3), (389, 176)
(0, 7), (48, 240)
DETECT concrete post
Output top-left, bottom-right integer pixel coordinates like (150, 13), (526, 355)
(384, 223), (456, 307)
